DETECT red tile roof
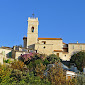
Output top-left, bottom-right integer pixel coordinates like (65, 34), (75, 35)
(38, 38), (62, 40)
(54, 50), (63, 52)
(63, 42), (66, 44)
(23, 37), (62, 40)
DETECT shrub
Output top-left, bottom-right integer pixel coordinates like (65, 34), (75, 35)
(70, 51), (85, 71)
(4, 59), (11, 63)
(11, 60), (27, 71)
(47, 54), (60, 64)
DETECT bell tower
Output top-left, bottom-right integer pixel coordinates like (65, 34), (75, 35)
(27, 16), (39, 49)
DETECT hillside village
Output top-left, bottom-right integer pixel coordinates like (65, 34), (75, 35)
(0, 16), (85, 84)
(0, 16), (85, 62)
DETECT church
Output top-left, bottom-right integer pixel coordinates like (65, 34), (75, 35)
(23, 16), (85, 61)
(0, 15), (85, 62)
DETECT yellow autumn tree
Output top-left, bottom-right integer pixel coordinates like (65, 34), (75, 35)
(11, 60), (27, 71)
(35, 63), (46, 79)
(46, 62), (77, 85)
(47, 62), (66, 85)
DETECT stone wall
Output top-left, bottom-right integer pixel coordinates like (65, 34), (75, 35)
(0, 48), (12, 58)
(12, 50), (28, 59)
(35, 43), (53, 55)
(38, 39), (63, 51)
(0, 54), (3, 65)
(68, 43), (85, 56)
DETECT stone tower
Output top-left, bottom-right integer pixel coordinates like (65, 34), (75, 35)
(27, 17), (39, 49)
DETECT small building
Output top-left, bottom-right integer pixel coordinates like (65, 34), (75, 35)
(66, 70), (77, 80)
(0, 47), (12, 59)
(12, 46), (28, 59)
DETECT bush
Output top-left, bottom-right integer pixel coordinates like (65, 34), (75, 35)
(70, 51), (85, 71)
(11, 60), (27, 71)
(4, 59), (11, 63)
(76, 74), (85, 85)
(43, 59), (50, 66)
(47, 54), (60, 64)
(19, 53), (46, 65)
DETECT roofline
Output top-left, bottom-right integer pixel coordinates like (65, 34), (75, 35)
(54, 50), (63, 52)
(23, 37), (62, 40)
(63, 42), (66, 44)
(69, 43), (85, 44)
(38, 38), (62, 40)
(0, 47), (12, 50)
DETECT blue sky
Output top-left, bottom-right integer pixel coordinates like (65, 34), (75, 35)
(0, 0), (85, 47)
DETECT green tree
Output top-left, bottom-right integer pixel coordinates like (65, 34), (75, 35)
(25, 72), (51, 85)
(28, 59), (43, 75)
(0, 65), (12, 84)
(47, 54), (60, 64)
(70, 51), (85, 71)
(76, 74), (85, 85)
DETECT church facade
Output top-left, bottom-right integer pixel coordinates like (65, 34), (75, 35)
(23, 17), (85, 61)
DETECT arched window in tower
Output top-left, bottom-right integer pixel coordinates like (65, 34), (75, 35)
(31, 27), (34, 32)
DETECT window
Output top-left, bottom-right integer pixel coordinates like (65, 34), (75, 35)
(56, 53), (59, 57)
(31, 27), (34, 32)
(35, 50), (37, 53)
(73, 45), (74, 49)
(43, 46), (46, 49)
(80, 45), (82, 50)
(42, 41), (46, 44)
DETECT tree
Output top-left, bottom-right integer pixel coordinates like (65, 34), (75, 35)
(47, 62), (77, 85)
(47, 54), (60, 64)
(11, 60), (27, 71)
(0, 65), (12, 84)
(35, 63), (46, 79)
(70, 51), (85, 71)
(28, 59), (43, 73)
(47, 62), (66, 85)
(76, 74), (85, 85)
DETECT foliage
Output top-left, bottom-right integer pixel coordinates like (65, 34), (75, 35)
(28, 59), (43, 71)
(76, 74), (85, 85)
(3, 59), (11, 63)
(11, 60), (27, 71)
(0, 64), (51, 85)
(47, 54), (60, 64)
(20, 52), (46, 64)
(25, 72), (51, 85)
(47, 62), (66, 85)
(70, 51), (85, 71)
(9, 69), (27, 84)
(66, 78), (77, 85)
(0, 65), (12, 84)
(35, 63), (46, 79)
(43, 58), (50, 66)
(0, 53), (78, 85)
(46, 62), (77, 85)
